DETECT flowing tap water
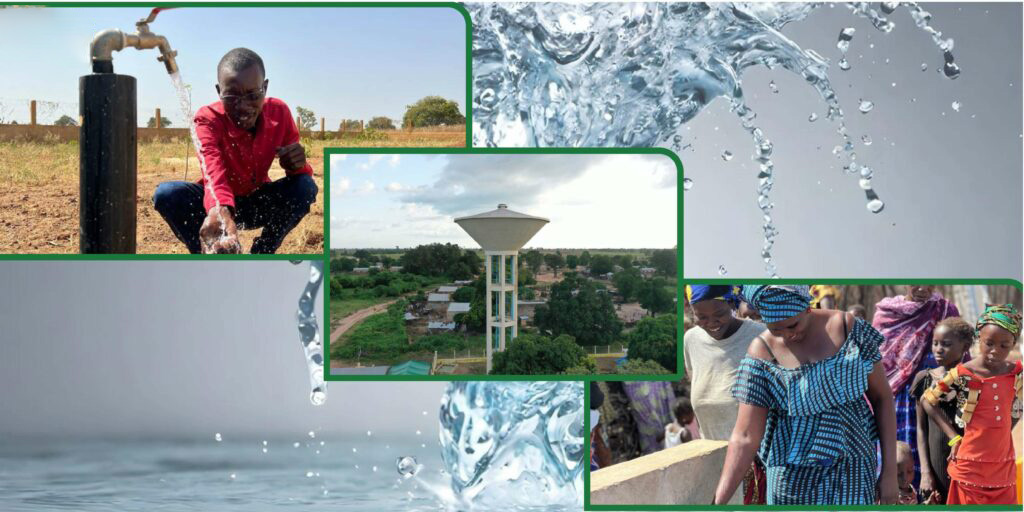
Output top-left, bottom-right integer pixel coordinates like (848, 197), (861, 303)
(470, 2), (959, 276)
(292, 260), (326, 406)
(438, 381), (583, 509)
(169, 71), (232, 252)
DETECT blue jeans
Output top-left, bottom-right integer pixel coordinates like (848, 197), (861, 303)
(153, 174), (317, 254)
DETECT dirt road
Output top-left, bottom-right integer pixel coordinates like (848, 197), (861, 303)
(329, 299), (398, 345)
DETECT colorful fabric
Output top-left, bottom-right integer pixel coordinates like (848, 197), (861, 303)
(976, 303), (1022, 338)
(743, 458), (768, 505)
(685, 285), (741, 306)
(731, 317), (884, 505)
(893, 353), (936, 488)
(739, 285), (811, 323)
(911, 367), (962, 499)
(927, 361), (1023, 504)
(809, 285), (842, 309)
(622, 381), (676, 455)
(872, 292), (959, 395)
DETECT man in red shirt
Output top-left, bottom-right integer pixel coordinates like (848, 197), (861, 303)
(153, 48), (317, 254)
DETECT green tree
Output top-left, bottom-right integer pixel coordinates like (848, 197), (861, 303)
(615, 254), (634, 269)
(565, 254), (579, 270)
(562, 358), (599, 375)
(402, 96), (465, 128)
(368, 116), (396, 130)
(330, 257), (356, 273)
(353, 249), (372, 260)
(524, 250), (543, 274)
(616, 358), (671, 375)
(338, 119), (362, 131)
(146, 116), (172, 128)
(452, 286), (475, 302)
(579, 250), (592, 267)
(295, 106), (316, 131)
(589, 254), (615, 275)
(544, 252), (565, 277)
(490, 334), (589, 375)
(651, 248), (677, 276)
(638, 277), (675, 316)
(626, 314), (677, 373)
(54, 115), (78, 127)
(519, 267), (537, 286)
(534, 274), (622, 345)
(613, 266), (643, 302)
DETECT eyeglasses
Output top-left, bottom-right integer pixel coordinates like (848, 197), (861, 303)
(220, 87), (265, 104)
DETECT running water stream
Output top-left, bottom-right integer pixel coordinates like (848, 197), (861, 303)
(470, 2), (959, 276)
(293, 260), (326, 406)
(170, 71), (232, 252)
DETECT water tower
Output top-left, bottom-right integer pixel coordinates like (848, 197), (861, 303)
(455, 204), (548, 372)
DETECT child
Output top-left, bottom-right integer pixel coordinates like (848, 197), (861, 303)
(153, 48), (317, 254)
(590, 382), (612, 470)
(847, 304), (867, 321)
(897, 441), (919, 504)
(922, 304), (1023, 504)
(910, 317), (973, 504)
(664, 397), (699, 449)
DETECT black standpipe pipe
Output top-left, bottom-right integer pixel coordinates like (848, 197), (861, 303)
(79, 70), (137, 253)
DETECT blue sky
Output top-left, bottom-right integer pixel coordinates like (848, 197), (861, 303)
(329, 153), (678, 249)
(0, 6), (466, 127)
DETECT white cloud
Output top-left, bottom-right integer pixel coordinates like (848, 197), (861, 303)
(386, 182), (404, 192)
(329, 154), (348, 169)
(389, 155), (401, 167)
(355, 180), (376, 195)
(336, 177), (351, 194)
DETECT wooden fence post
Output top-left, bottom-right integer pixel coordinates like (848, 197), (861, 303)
(155, 108), (161, 138)
(359, 120), (364, 132)
(296, 115), (302, 134)
(30, 100), (36, 126)
(320, 117), (325, 140)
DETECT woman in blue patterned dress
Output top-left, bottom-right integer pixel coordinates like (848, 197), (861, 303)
(712, 285), (899, 505)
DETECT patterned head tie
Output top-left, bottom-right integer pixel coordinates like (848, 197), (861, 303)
(740, 285), (812, 323)
(685, 285), (741, 307)
(976, 303), (1022, 338)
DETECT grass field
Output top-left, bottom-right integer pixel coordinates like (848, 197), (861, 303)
(0, 131), (462, 254)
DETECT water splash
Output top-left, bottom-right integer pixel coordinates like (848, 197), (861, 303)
(470, 2), (959, 276)
(169, 72), (233, 252)
(438, 381), (583, 508)
(292, 260), (326, 405)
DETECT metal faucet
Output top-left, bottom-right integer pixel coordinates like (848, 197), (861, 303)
(89, 8), (178, 74)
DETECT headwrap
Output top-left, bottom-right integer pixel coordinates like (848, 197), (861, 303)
(685, 285), (741, 307)
(809, 285), (842, 309)
(739, 285), (811, 323)
(976, 303), (1022, 338)
(873, 291), (958, 392)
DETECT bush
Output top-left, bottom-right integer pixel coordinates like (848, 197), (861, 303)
(626, 314), (678, 373)
(534, 274), (622, 345)
(490, 333), (589, 375)
(402, 96), (466, 128)
(616, 359), (671, 375)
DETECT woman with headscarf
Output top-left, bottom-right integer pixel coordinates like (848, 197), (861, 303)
(872, 286), (959, 485)
(683, 284), (766, 503)
(713, 285), (899, 505)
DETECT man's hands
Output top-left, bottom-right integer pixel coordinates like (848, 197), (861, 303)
(200, 206), (241, 254)
(276, 142), (307, 172)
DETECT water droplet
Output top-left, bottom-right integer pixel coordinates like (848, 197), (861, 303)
(717, 265), (728, 276)
(858, 100), (874, 114)
(891, 82), (896, 88)
(682, 177), (693, 191)
(367, 430), (373, 437)
(308, 431), (316, 439)
(372, 466), (378, 472)
(214, 433), (222, 442)
(422, 411), (428, 416)
(838, 58), (851, 71)
(721, 150), (733, 161)
(808, 112), (818, 122)
(921, 62), (928, 71)
(261, 447), (268, 454)
(867, 199), (885, 213)
(293, 442), (301, 448)
(310, 388), (326, 406)
(306, 471), (314, 478)
(352, 447), (358, 453)
(951, 101), (961, 112)
(319, 441), (325, 446)
(861, 135), (872, 146)
(415, 430), (422, 436)
(229, 473), (236, 480)
(768, 80), (779, 94)
(397, 456), (420, 478)
(837, 28), (855, 52)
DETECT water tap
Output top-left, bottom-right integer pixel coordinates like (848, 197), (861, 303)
(89, 7), (178, 74)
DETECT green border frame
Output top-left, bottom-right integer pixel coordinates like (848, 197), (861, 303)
(585, 278), (1024, 511)
(323, 147), (684, 381)
(0, 1), (471, 260)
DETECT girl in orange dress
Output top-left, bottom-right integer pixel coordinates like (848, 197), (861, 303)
(922, 304), (1023, 504)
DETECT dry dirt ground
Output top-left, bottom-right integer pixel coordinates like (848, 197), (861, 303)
(0, 141), (324, 254)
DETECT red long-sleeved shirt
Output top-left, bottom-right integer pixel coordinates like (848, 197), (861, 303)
(193, 97), (314, 211)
